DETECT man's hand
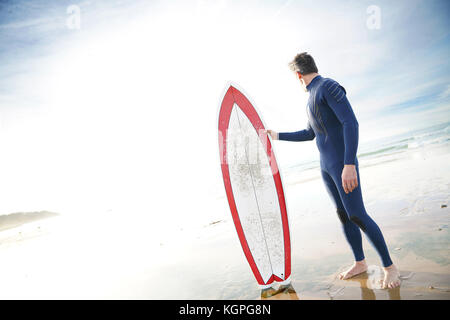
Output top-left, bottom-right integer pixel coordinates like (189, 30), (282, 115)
(342, 164), (358, 194)
(265, 129), (278, 140)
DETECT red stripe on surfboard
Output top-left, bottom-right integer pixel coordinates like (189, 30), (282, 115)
(273, 274), (284, 282)
(218, 85), (291, 285)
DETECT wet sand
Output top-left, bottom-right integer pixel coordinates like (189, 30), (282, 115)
(0, 211), (59, 232)
(0, 143), (448, 299)
(171, 142), (450, 300)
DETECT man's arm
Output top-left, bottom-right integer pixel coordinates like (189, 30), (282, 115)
(277, 121), (316, 141)
(322, 80), (359, 165)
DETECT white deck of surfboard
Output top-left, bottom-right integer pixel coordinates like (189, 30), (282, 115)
(227, 104), (285, 284)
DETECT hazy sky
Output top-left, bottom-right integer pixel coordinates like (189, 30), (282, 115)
(0, 0), (449, 223)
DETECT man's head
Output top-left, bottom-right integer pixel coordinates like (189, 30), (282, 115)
(288, 52), (319, 91)
(288, 52), (318, 75)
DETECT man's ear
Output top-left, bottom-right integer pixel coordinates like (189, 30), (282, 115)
(297, 72), (302, 80)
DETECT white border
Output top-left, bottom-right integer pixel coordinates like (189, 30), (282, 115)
(258, 283), (275, 290)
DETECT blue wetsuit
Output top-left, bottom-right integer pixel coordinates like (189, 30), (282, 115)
(279, 75), (393, 267)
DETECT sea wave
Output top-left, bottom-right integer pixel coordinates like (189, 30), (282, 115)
(284, 121), (450, 173)
(358, 144), (409, 158)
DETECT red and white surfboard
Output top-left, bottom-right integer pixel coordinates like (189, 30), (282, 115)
(218, 84), (291, 288)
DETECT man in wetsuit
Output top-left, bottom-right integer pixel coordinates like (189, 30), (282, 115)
(266, 52), (401, 289)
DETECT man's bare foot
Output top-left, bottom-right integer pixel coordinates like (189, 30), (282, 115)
(382, 264), (401, 289)
(339, 260), (368, 280)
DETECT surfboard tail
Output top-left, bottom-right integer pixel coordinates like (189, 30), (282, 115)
(257, 275), (291, 289)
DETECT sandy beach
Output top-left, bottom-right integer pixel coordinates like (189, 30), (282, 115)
(177, 139), (450, 300)
(1, 0), (450, 304)
(0, 130), (449, 300)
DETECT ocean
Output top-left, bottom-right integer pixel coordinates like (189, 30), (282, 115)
(281, 121), (450, 183)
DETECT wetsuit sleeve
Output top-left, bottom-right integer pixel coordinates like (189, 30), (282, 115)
(322, 82), (359, 165)
(278, 121), (316, 141)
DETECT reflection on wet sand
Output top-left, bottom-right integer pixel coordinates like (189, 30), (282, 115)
(257, 262), (450, 300)
(261, 283), (300, 300)
(259, 273), (403, 300)
(338, 266), (401, 300)
(349, 271), (378, 300)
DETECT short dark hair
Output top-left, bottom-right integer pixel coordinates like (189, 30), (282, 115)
(288, 52), (318, 75)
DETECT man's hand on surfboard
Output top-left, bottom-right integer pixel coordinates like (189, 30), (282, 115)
(266, 129), (278, 140)
(342, 165), (358, 194)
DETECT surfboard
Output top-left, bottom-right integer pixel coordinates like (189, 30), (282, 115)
(218, 83), (291, 288)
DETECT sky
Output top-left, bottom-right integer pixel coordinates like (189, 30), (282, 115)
(0, 0), (449, 226)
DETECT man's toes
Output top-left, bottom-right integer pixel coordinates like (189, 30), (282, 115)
(387, 280), (400, 289)
(343, 272), (352, 280)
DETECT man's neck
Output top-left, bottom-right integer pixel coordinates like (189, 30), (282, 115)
(303, 73), (320, 87)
